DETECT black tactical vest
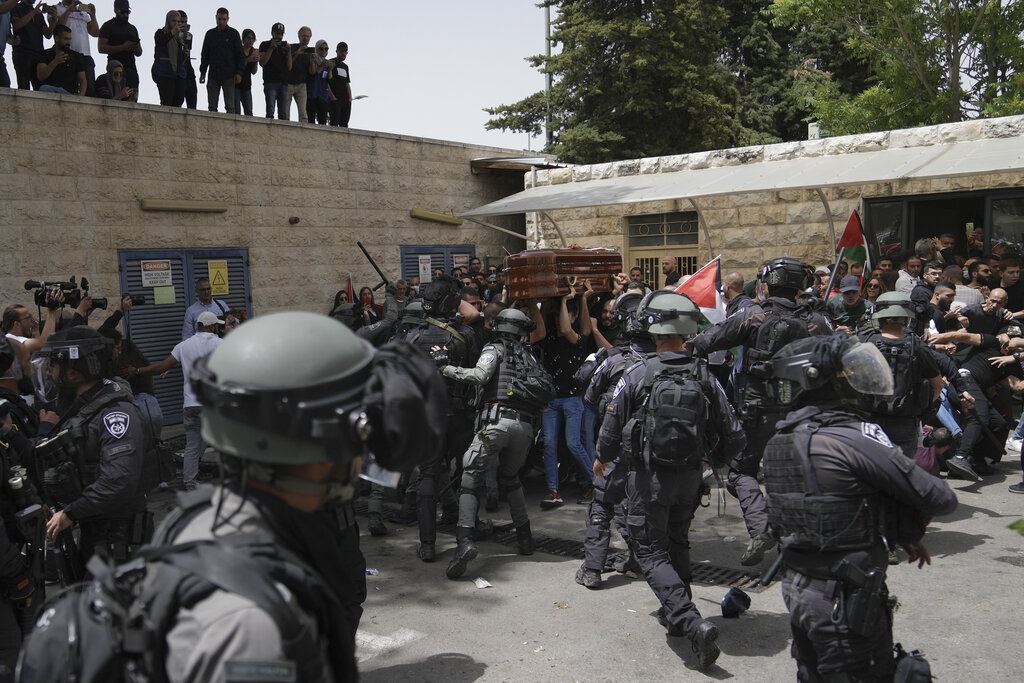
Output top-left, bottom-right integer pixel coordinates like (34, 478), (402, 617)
(407, 317), (474, 412)
(764, 417), (881, 552)
(479, 340), (553, 413)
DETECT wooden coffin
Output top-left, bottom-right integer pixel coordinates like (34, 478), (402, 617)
(504, 248), (622, 300)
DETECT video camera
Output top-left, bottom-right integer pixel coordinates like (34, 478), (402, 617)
(24, 277), (145, 310)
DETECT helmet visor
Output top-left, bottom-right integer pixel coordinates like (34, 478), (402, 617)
(30, 355), (60, 404)
(841, 342), (894, 396)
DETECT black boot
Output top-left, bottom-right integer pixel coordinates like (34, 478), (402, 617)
(446, 526), (478, 579)
(516, 522), (534, 556)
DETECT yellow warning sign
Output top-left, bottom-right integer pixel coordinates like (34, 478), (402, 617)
(208, 260), (229, 296)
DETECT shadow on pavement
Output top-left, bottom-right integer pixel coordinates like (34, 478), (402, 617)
(923, 529), (991, 557)
(361, 653), (487, 682)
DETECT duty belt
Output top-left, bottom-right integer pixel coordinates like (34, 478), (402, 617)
(482, 404), (537, 426)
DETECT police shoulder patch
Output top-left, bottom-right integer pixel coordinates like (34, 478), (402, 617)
(102, 411), (130, 439)
(860, 422), (893, 448)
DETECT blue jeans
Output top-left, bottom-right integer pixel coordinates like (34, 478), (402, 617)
(263, 81), (288, 119)
(39, 84), (73, 95)
(542, 396), (595, 491)
(235, 87), (253, 116)
(582, 400), (598, 462)
(937, 388), (964, 437)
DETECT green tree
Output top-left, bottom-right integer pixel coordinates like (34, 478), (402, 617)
(486, 1), (744, 163)
(768, 0), (1024, 135)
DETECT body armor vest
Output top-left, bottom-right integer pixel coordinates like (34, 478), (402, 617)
(408, 317), (474, 412)
(743, 300), (812, 402)
(479, 340), (552, 413)
(858, 331), (932, 417)
(764, 417), (881, 552)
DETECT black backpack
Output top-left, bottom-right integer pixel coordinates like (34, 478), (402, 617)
(630, 357), (711, 469)
(16, 487), (353, 683)
(859, 333), (932, 417)
(747, 301), (812, 367)
(500, 341), (556, 412)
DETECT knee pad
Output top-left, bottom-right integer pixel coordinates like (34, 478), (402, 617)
(587, 500), (612, 529)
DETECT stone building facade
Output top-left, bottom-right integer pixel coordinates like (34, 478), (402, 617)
(0, 89), (527, 314)
(513, 116), (1024, 286)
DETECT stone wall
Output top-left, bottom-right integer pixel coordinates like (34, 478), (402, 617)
(526, 116), (1024, 277)
(0, 89), (527, 312)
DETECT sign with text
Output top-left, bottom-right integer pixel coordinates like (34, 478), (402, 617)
(418, 255), (433, 283)
(208, 260), (229, 296)
(140, 260), (172, 288)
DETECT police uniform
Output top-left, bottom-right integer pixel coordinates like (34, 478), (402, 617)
(857, 330), (941, 458)
(441, 340), (538, 539)
(406, 314), (478, 556)
(692, 296), (830, 543)
(596, 351), (745, 639)
(578, 340), (651, 581)
(42, 379), (149, 562)
(765, 406), (957, 680)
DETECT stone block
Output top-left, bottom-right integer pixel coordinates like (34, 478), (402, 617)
(786, 201), (828, 224)
(984, 116), (1024, 139)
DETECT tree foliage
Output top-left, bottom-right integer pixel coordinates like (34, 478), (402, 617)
(768, 0), (1024, 135)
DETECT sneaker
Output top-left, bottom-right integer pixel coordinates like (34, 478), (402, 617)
(575, 565), (602, 589)
(946, 455), (980, 482)
(417, 543), (436, 562)
(576, 486), (594, 504)
(485, 491), (499, 512)
(1009, 482), (1024, 494)
(740, 532), (775, 566)
(368, 513), (388, 537)
(691, 620), (721, 671)
(445, 539), (478, 580)
(540, 491), (564, 509)
(1007, 437), (1022, 453)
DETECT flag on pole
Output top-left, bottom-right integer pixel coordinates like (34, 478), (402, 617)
(347, 273), (356, 304)
(674, 255), (725, 323)
(836, 210), (870, 269)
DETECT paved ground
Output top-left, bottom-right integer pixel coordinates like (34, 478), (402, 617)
(151, 447), (1024, 682)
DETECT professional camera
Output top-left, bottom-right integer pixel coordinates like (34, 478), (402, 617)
(24, 278), (80, 308)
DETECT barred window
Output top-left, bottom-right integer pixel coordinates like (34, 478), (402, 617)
(627, 211), (699, 248)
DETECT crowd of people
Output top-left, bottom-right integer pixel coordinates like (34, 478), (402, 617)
(0, 231), (1017, 679)
(0, 1), (353, 125)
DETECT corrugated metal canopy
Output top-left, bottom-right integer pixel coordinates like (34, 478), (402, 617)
(461, 136), (1024, 218)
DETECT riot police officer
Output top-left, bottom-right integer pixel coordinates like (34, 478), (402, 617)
(404, 276), (479, 562)
(440, 308), (554, 580)
(691, 257), (830, 566)
(762, 334), (957, 681)
(576, 291), (653, 588)
(858, 291), (943, 458)
(595, 291), (745, 670)
(32, 326), (150, 563)
(106, 312), (438, 681)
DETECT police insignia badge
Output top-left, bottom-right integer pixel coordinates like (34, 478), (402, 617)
(861, 422), (894, 448)
(103, 411), (130, 439)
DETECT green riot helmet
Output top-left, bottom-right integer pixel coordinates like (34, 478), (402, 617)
(635, 290), (701, 337)
(403, 300), (425, 318)
(872, 291), (916, 323)
(765, 333), (894, 407)
(191, 312), (376, 468)
(492, 308), (536, 340)
(761, 257), (814, 298)
(31, 326), (113, 403)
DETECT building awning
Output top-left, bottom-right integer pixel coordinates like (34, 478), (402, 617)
(461, 136), (1024, 218)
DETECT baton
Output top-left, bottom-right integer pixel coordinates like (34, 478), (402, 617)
(823, 247), (846, 298)
(357, 242), (390, 292)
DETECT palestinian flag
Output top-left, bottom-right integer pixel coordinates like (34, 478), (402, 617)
(837, 210), (870, 269)
(674, 255), (725, 324)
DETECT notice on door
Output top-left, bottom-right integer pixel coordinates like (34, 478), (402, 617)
(208, 261), (229, 296)
(140, 260), (172, 288)
(418, 255), (433, 283)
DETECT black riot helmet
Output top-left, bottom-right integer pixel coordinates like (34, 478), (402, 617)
(492, 308), (536, 340)
(421, 275), (462, 317)
(760, 333), (893, 408)
(613, 292), (644, 339)
(31, 326), (113, 403)
(761, 257), (814, 299)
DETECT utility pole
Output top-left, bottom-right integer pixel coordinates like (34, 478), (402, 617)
(545, 4), (552, 147)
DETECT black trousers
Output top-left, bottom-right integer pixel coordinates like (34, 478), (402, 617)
(154, 75), (185, 107)
(582, 461), (630, 572)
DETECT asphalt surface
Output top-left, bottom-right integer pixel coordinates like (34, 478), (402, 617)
(150, 448), (1024, 682)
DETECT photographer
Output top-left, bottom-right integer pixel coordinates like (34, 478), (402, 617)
(2, 290), (63, 378)
(95, 58), (135, 100)
(258, 21), (291, 119)
(97, 0), (143, 90)
(151, 9), (186, 106)
(48, 1), (99, 96)
(36, 23), (85, 95)
(10, 0), (54, 91)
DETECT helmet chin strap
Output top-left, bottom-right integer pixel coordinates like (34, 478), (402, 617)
(246, 462), (356, 504)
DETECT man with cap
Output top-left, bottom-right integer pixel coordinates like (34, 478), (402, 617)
(131, 311), (223, 490)
(98, 0), (143, 89)
(258, 21), (291, 119)
(198, 6), (244, 114)
(328, 41), (352, 127)
(826, 276), (869, 332)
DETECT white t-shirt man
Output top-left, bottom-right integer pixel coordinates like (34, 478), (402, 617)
(171, 313), (223, 408)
